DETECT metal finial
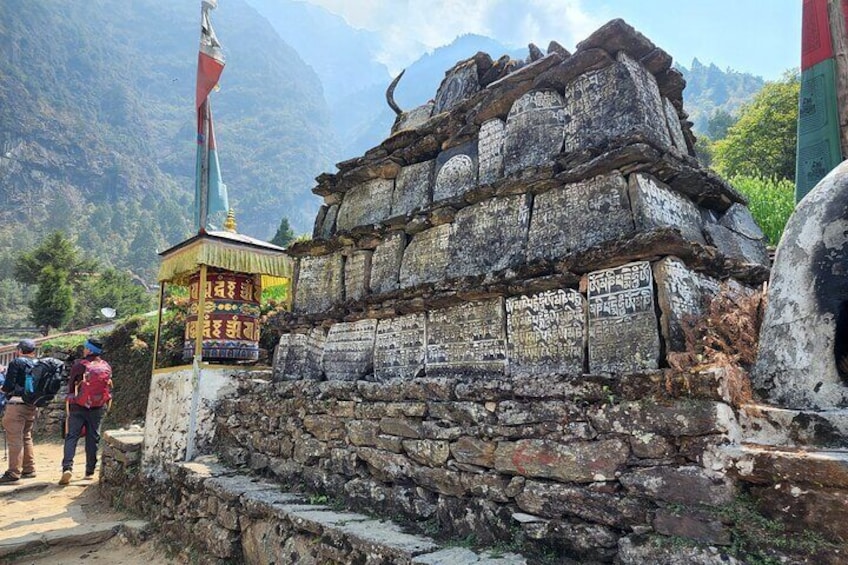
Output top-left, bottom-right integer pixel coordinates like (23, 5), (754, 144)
(223, 208), (237, 233)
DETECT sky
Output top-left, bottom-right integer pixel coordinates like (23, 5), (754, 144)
(302, 0), (801, 80)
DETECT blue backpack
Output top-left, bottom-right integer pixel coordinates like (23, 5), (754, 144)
(0, 369), (6, 415)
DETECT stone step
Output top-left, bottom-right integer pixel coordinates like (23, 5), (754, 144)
(724, 443), (848, 489)
(0, 520), (149, 560)
(737, 403), (848, 449)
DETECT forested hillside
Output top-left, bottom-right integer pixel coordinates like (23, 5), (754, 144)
(0, 0), (334, 285)
(678, 58), (765, 134)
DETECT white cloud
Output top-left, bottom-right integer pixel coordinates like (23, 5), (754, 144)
(303, 0), (601, 73)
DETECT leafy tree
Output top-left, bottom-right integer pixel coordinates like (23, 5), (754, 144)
(29, 265), (74, 334)
(70, 268), (154, 328)
(14, 231), (96, 288)
(706, 108), (736, 141)
(270, 217), (295, 248)
(712, 71), (800, 181)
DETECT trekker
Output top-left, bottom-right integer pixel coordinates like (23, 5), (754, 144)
(0, 339), (39, 484)
(59, 337), (113, 486)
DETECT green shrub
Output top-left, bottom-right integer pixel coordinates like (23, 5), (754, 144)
(728, 175), (795, 246)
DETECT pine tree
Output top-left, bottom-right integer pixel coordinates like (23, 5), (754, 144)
(29, 265), (74, 334)
(270, 217), (295, 248)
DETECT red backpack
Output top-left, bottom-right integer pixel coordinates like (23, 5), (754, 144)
(72, 358), (112, 408)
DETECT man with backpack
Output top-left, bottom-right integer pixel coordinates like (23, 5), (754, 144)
(0, 339), (39, 484)
(60, 337), (112, 485)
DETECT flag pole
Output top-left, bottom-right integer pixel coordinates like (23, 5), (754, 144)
(199, 99), (210, 234)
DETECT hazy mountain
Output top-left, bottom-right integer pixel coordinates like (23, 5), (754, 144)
(678, 58), (765, 135)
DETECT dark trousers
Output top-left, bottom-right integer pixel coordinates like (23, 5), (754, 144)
(62, 405), (105, 474)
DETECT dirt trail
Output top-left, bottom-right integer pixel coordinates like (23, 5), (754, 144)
(0, 440), (175, 564)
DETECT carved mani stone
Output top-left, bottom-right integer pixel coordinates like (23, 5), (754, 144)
(527, 172), (634, 262)
(434, 58), (480, 114)
(562, 52), (671, 153)
(370, 232), (406, 295)
(503, 89), (566, 176)
(322, 319), (377, 381)
(587, 261), (660, 373)
(293, 253), (343, 314)
(448, 194), (531, 278)
(506, 289), (586, 377)
(336, 178), (394, 231)
(434, 142), (478, 203)
(628, 173), (705, 244)
(392, 160), (433, 218)
(426, 299), (507, 376)
(273, 329), (326, 381)
(399, 224), (451, 288)
(374, 313), (426, 381)
(344, 250), (372, 302)
(663, 97), (688, 154)
(478, 118), (505, 185)
(653, 257), (720, 353)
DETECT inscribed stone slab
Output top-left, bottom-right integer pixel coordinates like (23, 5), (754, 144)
(653, 257), (720, 353)
(587, 261), (660, 373)
(319, 204), (339, 240)
(478, 118), (505, 185)
(663, 97), (688, 154)
(562, 53), (671, 153)
(370, 232), (406, 295)
(503, 90), (566, 176)
(628, 173), (705, 244)
(273, 333), (306, 381)
(344, 250), (372, 302)
(374, 314), (427, 381)
(426, 299), (507, 376)
(433, 58), (480, 114)
(293, 253), (343, 314)
(447, 194), (531, 278)
(274, 328), (326, 380)
(527, 172), (634, 262)
(323, 319), (377, 381)
(703, 223), (770, 266)
(434, 142), (478, 203)
(336, 178), (394, 232)
(506, 289), (586, 377)
(399, 224), (451, 288)
(392, 160), (433, 218)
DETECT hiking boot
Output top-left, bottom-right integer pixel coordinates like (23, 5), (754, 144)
(59, 470), (72, 486)
(83, 472), (95, 480)
(0, 472), (20, 484)
(21, 472), (36, 479)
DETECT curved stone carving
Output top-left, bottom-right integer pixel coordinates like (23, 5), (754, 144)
(754, 160), (848, 409)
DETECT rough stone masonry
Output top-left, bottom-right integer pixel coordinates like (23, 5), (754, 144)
(105, 18), (848, 565)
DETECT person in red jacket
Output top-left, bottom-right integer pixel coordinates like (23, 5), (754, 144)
(59, 337), (112, 486)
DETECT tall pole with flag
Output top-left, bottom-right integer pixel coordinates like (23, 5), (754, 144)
(796, 0), (848, 202)
(196, 0), (229, 232)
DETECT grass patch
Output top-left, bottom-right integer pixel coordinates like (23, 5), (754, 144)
(728, 174), (795, 246)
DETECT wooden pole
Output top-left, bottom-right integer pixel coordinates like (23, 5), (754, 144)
(199, 101), (211, 233)
(194, 264), (208, 362)
(828, 0), (848, 157)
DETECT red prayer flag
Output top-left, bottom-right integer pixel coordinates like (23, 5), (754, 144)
(196, 1), (225, 109)
(801, 0), (834, 70)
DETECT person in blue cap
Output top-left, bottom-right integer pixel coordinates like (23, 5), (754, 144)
(59, 337), (113, 486)
(0, 339), (39, 484)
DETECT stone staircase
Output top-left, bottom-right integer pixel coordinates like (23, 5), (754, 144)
(724, 403), (848, 546)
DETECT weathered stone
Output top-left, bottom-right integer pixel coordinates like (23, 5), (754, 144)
(663, 97), (688, 154)
(451, 437), (497, 468)
(394, 102), (435, 133)
(370, 231), (406, 294)
(354, 401), (428, 419)
(357, 447), (414, 481)
(477, 118), (505, 185)
(718, 202), (766, 241)
(629, 173), (705, 244)
(344, 250), (372, 302)
(434, 57), (482, 114)
(653, 257), (721, 352)
(373, 314), (427, 381)
(403, 440), (450, 467)
(503, 90), (566, 175)
(346, 420), (380, 447)
(447, 194), (531, 278)
(589, 399), (735, 437)
(426, 299), (508, 376)
(392, 160), (434, 218)
(293, 437), (329, 465)
(429, 402), (496, 426)
(587, 261), (660, 373)
(751, 482), (848, 545)
(527, 172), (635, 262)
(703, 221), (769, 266)
(619, 466), (736, 506)
(293, 253), (343, 313)
(576, 18), (657, 61)
(433, 142), (478, 203)
(654, 508), (731, 545)
(494, 438), (629, 482)
(533, 48), (614, 92)
(496, 400), (577, 426)
(380, 417), (423, 439)
(617, 535), (741, 565)
(322, 319), (377, 381)
(303, 415), (346, 441)
(336, 178), (394, 231)
(399, 224), (451, 288)
(515, 480), (647, 528)
(506, 289), (586, 376)
(561, 53), (671, 153)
